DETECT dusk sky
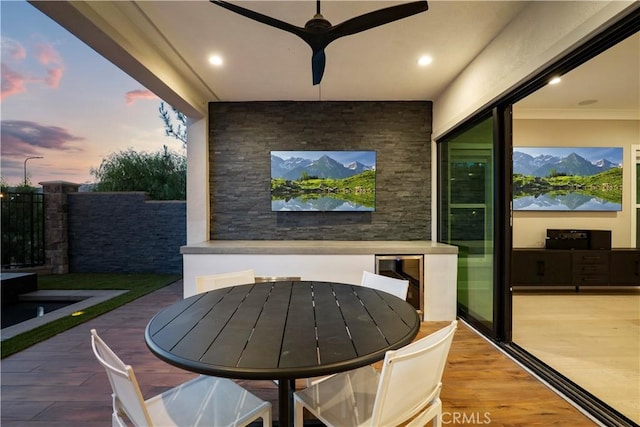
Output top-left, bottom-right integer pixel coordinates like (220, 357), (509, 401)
(1, 0), (184, 186)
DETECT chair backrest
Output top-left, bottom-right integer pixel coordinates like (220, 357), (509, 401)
(371, 320), (458, 426)
(196, 269), (255, 294)
(360, 271), (409, 300)
(90, 329), (153, 426)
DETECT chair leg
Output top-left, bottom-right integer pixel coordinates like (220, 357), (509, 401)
(111, 412), (126, 427)
(433, 413), (442, 427)
(294, 399), (305, 427)
(406, 400), (442, 427)
(110, 393), (127, 427)
(263, 410), (272, 427)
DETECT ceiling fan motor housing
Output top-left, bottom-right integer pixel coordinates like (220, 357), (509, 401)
(306, 14), (332, 32)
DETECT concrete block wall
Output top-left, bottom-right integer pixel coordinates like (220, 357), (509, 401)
(67, 192), (185, 274)
(210, 101), (432, 240)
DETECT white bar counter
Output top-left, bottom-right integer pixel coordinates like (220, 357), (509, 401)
(181, 240), (458, 321)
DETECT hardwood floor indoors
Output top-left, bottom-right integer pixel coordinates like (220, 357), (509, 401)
(512, 287), (640, 424)
(1, 280), (602, 426)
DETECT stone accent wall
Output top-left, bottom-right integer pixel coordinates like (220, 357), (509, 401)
(210, 101), (432, 240)
(67, 192), (185, 274)
(41, 181), (80, 274)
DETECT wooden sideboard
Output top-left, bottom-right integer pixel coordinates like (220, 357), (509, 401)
(512, 248), (640, 290)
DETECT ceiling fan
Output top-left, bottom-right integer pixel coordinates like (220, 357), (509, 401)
(210, 1), (429, 85)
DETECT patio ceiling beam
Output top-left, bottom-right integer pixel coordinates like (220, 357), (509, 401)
(29, 0), (211, 118)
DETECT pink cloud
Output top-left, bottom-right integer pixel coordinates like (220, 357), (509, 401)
(0, 40), (65, 98)
(0, 64), (28, 100)
(1, 38), (29, 99)
(1, 38), (26, 61)
(44, 66), (64, 88)
(125, 89), (158, 105)
(34, 42), (64, 88)
(0, 120), (84, 158)
(34, 42), (62, 65)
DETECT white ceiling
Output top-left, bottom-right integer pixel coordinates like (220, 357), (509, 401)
(515, 31), (639, 120)
(30, 1), (638, 119)
(134, 0), (531, 101)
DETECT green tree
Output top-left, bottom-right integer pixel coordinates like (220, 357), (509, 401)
(90, 146), (186, 200)
(159, 102), (187, 146)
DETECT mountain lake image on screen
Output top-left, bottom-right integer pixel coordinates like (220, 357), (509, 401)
(512, 146), (623, 211)
(270, 151), (376, 212)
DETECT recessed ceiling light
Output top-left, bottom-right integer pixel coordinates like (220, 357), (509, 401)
(418, 55), (433, 66)
(548, 76), (562, 85)
(209, 55), (223, 66)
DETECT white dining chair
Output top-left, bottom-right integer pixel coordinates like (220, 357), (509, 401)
(90, 329), (272, 427)
(360, 270), (410, 300)
(196, 269), (255, 294)
(293, 320), (458, 427)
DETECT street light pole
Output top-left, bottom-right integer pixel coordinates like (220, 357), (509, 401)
(24, 156), (44, 186)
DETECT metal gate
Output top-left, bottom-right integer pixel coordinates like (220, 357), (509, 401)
(1, 192), (45, 268)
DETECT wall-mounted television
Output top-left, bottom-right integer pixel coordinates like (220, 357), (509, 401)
(513, 146), (623, 211)
(271, 150), (376, 211)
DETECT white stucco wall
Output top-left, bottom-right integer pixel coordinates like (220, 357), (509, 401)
(186, 117), (209, 244)
(431, 1), (637, 139)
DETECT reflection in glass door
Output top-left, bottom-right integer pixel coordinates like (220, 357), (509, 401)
(438, 117), (496, 332)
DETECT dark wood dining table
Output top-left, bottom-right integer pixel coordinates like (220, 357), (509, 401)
(144, 280), (420, 427)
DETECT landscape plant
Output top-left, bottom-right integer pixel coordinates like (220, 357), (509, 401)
(90, 145), (186, 200)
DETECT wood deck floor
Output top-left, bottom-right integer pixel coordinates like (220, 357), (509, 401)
(1, 281), (599, 426)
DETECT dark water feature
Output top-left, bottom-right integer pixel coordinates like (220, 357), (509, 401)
(1, 300), (82, 329)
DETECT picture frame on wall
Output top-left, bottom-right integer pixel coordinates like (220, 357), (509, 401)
(270, 150), (376, 212)
(513, 146), (623, 211)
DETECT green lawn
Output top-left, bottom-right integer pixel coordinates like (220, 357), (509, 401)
(1, 273), (180, 358)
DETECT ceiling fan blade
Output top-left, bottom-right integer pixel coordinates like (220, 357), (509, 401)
(210, 0), (429, 86)
(330, 1), (428, 40)
(210, 1), (306, 39)
(312, 50), (326, 85)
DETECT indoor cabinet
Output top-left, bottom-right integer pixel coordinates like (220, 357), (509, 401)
(609, 250), (640, 285)
(511, 249), (572, 285)
(571, 251), (610, 286)
(512, 248), (640, 289)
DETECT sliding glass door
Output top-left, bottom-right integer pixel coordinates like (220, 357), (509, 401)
(438, 113), (511, 338)
(437, 13), (636, 425)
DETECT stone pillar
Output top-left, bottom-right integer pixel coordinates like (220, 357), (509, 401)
(40, 181), (80, 274)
